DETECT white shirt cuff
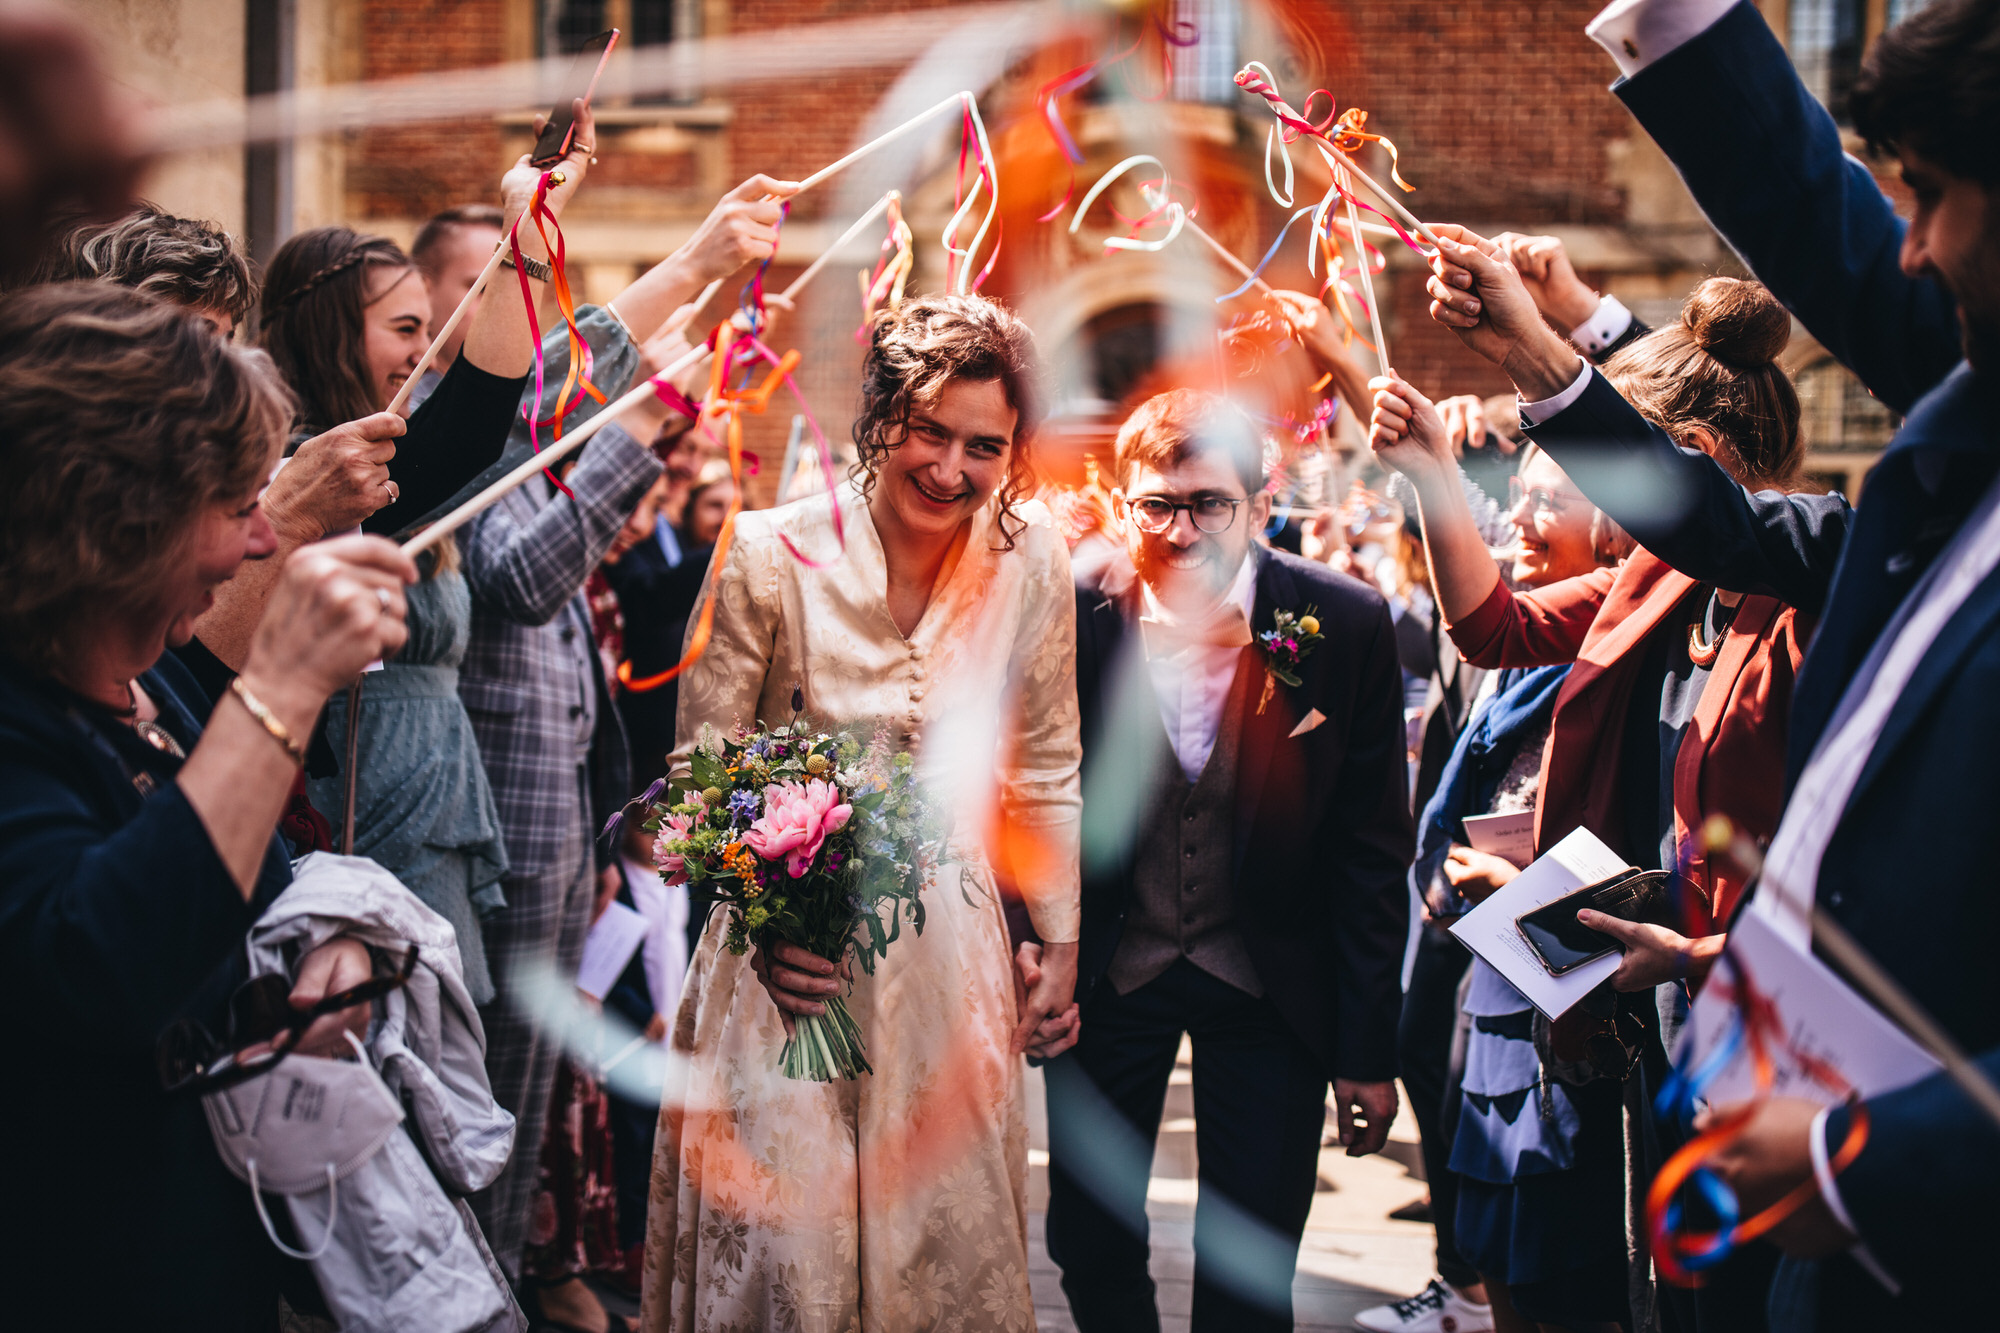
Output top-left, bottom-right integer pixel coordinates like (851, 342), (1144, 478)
(1572, 294), (1636, 358)
(1517, 361), (1594, 428)
(1586, 0), (1739, 79)
(1808, 1105), (1860, 1239)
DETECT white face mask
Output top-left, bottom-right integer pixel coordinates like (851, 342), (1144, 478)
(201, 1035), (404, 1258)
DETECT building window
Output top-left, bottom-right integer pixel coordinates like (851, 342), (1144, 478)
(1166, 0), (1240, 105)
(537, 0), (699, 102)
(540, 0), (608, 55)
(1790, 0), (1866, 116)
(1798, 355), (1896, 451)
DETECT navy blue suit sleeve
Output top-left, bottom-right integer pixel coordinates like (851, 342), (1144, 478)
(0, 760), (256, 1048)
(1614, 0), (1960, 413)
(1528, 369), (1852, 615)
(1318, 583), (1414, 1081)
(1822, 1050), (2000, 1284)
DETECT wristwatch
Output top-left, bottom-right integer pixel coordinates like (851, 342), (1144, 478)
(498, 250), (554, 283)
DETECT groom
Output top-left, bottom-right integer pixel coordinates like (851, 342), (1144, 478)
(1040, 388), (1413, 1331)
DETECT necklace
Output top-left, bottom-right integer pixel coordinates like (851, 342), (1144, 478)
(119, 680), (187, 760)
(1687, 590), (1729, 669)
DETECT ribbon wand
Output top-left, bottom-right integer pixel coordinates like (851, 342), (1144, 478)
(400, 188), (903, 560)
(1339, 163), (1390, 376)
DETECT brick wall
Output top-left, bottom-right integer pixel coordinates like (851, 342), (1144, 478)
(343, 0), (1739, 480)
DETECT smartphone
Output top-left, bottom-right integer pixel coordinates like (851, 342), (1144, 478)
(530, 29), (620, 168)
(1516, 868), (1664, 976)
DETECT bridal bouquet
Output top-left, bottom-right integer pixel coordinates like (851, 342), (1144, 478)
(643, 711), (943, 1081)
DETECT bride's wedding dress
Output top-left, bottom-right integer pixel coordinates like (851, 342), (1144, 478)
(640, 482), (1081, 1333)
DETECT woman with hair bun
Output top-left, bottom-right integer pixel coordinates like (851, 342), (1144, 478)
(642, 293), (1083, 1333)
(1370, 261), (1821, 1330)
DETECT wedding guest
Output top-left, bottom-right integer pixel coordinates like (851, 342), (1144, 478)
(644, 293), (1083, 1332)
(457, 170), (799, 1284)
(30, 202), (254, 336)
(22, 203), (413, 723)
(1045, 388), (1412, 1332)
(1406, 1), (2000, 1324)
(0, 283), (410, 1327)
(1380, 273), (1816, 1329)
(1354, 443), (1622, 1333)
(411, 202), (505, 372)
(271, 127), (599, 1007)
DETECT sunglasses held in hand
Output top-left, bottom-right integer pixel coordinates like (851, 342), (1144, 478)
(155, 945), (419, 1097)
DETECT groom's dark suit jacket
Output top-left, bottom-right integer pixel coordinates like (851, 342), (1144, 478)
(1068, 546), (1413, 1082)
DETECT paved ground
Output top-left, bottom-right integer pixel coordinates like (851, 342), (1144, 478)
(1022, 1042), (1439, 1333)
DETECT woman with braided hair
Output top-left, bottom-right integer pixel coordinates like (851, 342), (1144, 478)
(242, 112), (605, 1006)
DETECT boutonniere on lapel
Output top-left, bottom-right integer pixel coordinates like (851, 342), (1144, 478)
(1255, 606), (1323, 714)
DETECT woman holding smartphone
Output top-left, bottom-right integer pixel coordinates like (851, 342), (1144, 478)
(1369, 273), (1813, 1332)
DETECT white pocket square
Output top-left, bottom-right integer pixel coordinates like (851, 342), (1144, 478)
(1288, 708), (1327, 739)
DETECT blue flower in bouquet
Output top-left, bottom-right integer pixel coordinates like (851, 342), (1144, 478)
(727, 789), (762, 825)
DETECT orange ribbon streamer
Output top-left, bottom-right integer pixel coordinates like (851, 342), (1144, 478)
(616, 330), (799, 693)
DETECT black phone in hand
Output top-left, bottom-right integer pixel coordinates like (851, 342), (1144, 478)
(1516, 868), (1667, 975)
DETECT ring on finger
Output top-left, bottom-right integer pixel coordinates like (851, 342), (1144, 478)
(384, 479), (400, 502)
(375, 587), (392, 611)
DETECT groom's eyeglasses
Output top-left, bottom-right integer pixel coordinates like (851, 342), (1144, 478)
(1125, 495), (1244, 534)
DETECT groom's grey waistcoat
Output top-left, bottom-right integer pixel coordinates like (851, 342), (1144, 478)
(1107, 651), (1264, 998)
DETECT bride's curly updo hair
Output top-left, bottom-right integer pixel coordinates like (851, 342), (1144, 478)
(851, 293), (1044, 549)
(1602, 277), (1805, 490)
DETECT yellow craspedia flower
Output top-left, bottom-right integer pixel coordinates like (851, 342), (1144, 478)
(702, 787), (723, 805)
(806, 753), (830, 775)
(1298, 615), (1320, 636)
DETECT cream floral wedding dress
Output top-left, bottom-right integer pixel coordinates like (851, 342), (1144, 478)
(639, 481), (1082, 1333)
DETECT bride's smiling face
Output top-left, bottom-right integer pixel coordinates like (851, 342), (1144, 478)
(873, 377), (1017, 542)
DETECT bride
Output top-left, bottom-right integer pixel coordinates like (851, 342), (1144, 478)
(641, 294), (1084, 1333)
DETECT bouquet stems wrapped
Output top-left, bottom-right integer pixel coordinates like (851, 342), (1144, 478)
(641, 712), (940, 1081)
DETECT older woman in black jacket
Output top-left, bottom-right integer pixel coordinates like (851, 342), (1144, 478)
(0, 284), (415, 1328)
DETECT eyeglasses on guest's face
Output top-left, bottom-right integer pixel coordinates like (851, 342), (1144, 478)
(1506, 475), (1589, 517)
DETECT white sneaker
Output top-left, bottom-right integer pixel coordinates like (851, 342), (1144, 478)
(1352, 1278), (1496, 1333)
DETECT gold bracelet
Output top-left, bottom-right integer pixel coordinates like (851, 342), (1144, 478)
(230, 677), (306, 766)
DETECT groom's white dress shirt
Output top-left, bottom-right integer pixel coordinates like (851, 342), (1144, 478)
(1139, 554), (1258, 784)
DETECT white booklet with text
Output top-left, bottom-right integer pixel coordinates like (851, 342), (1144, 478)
(1449, 825), (1628, 1019)
(1680, 905), (1939, 1106)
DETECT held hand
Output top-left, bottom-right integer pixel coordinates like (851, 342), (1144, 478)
(1696, 1095), (1856, 1258)
(1334, 1079), (1398, 1157)
(240, 534), (417, 727)
(264, 412), (405, 542)
(678, 174), (801, 285)
(502, 101), (599, 220)
(1012, 939), (1079, 1055)
(1442, 844), (1520, 905)
(1368, 374), (1454, 480)
(644, 1012), (669, 1044)
(750, 940), (846, 1039)
(287, 936), (376, 1057)
(1490, 231), (1602, 331)
(1014, 942), (1082, 1060)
